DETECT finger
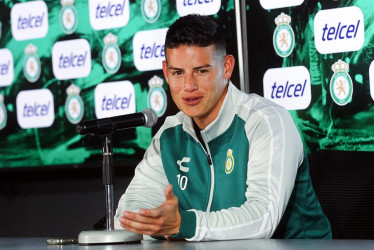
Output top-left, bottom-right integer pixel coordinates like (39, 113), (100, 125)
(139, 207), (163, 217)
(122, 210), (161, 223)
(164, 184), (177, 201)
(119, 217), (162, 236)
(120, 221), (156, 236)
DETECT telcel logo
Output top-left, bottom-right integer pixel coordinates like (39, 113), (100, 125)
(370, 61), (374, 101)
(52, 39), (91, 80)
(0, 49), (14, 87)
(16, 89), (55, 129)
(95, 81), (136, 119)
(11, 1), (48, 41)
(89, 0), (130, 30)
(133, 28), (167, 71)
(176, 0), (221, 16)
(259, 0), (304, 10)
(314, 6), (364, 54)
(263, 66), (311, 110)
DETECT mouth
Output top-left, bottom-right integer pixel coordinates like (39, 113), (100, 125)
(183, 97), (202, 106)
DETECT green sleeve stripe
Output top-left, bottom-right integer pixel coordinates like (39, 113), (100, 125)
(172, 209), (196, 239)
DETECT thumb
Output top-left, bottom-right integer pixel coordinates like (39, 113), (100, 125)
(164, 184), (177, 201)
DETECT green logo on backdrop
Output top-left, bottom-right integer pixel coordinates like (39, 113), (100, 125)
(147, 75), (167, 117)
(60, 0), (78, 35)
(273, 13), (295, 58)
(330, 60), (353, 106)
(23, 44), (41, 83)
(141, 0), (161, 23)
(65, 84), (84, 124)
(102, 33), (121, 74)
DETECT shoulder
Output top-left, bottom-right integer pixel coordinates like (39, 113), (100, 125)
(153, 111), (186, 140)
(235, 92), (304, 165)
(235, 91), (292, 126)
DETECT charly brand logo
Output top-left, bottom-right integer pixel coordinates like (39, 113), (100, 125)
(89, 0), (130, 30)
(102, 33), (121, 74)
(147, 75), (167, 117)
(225, 149), (234, 174)
(60, 0), (78, 35)
(23, 44), (41, 83)
(0, 94), (7, 130)
(370, 61), (374, 101)
(65, 84), (84, 124)
(259, 0), (304, 10)
(273, 13), (295, 58)
(177, 157), (190, 173)
(176, 0), (221, 16)
(16, 89), (55, 129)
(133, 28), (167, 71)
(329, 60), (353, 106)
(141, 0), (161, 23)
(0, 49), (14, 87)
(314, 6), (364, 54)
(11, 0), (48, 41)
(94, 80), (136, 119)
(263, 66), (311, 110)
(52, 39), (91, 80)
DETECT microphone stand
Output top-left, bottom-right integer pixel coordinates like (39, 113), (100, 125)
(102, 134), (115, 231)
(78, 133), (142, 245)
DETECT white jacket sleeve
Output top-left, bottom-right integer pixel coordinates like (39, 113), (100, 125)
(114, 134), (168, 230)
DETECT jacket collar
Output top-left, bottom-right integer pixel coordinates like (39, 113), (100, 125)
(182, 82), (241, 143)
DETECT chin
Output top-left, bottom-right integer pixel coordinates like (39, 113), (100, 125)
(180, 109), (200, 118)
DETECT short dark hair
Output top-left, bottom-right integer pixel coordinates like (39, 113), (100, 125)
(165, 14), (226, 56)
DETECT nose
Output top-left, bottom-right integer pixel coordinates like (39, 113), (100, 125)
(184, 73), (198, 92)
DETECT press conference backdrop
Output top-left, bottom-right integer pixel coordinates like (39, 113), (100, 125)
(0, 0), (239, 169)
(247, 0), (374, 153)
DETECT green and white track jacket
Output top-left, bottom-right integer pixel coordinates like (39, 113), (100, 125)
(114, 83), (331, 240)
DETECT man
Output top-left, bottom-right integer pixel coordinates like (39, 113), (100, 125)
(114, 14), (331, 241)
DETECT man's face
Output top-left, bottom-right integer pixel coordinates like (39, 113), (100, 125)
(162, 45), (234, 129)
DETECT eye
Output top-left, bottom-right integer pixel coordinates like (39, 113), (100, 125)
(172, 70), (182, 76)
(197, 69), (208, 74)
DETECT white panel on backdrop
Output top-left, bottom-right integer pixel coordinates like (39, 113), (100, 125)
(133, 28), (167, 72)
(11, 1), (48, 41)
(16, 89), (55, 129)
(0, 49), (14, 87)
(176, 0), (221, 16)
(263, 66), (311, 110)
(314, 6), (364, 54)
(52, 39), (91, 80)
(259, 0), (304, 10)
(89, 0), (130, 30)
(95, 81), (136, 119)
(370, 61), (374, 101)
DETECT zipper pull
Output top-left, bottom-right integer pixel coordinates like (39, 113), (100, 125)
(207, 154), (212, 165)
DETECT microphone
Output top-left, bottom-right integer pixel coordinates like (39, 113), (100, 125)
(76, 108), (158, 135)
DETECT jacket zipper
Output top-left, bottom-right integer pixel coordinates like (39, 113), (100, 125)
(200, 137), (214, 212)
(206, 154), (212, 165)
(191, 125), (215, 212)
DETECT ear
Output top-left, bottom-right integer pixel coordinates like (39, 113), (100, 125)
(223, 54), (235, 80)
(162, 60), (170, 85)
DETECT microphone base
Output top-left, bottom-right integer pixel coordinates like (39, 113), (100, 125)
(78, 230), (142, 245)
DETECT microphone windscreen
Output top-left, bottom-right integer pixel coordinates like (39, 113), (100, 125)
(142, 108), (158, 127)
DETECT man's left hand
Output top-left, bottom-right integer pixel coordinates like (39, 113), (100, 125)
(119, 184), (181, 238)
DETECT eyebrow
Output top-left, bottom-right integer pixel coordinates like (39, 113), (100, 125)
(168, 64), (212, 70)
